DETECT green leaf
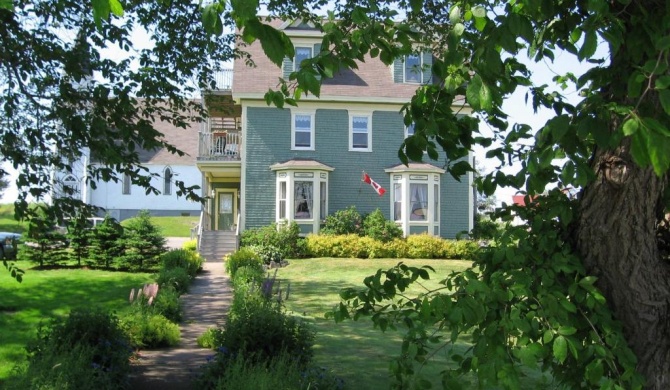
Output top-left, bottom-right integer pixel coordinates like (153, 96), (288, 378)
(231, 0), (259, 20)
(553, 335), (568, 363)
(410, 0), (423, 14)
(656, 75), (670, 90)
(452, 23), (465, 37)
(558, 326), (577, 336)
(627, 71), (645, 99)
(655, 35), (670, 51)
(579, 29), (597, 60)
(245, 20), (292, 68)
(659, 90), (670, 115)
(466, 75), (492, 112)
(471, 6), (486, 18)
(585, 359), (605, 385)
(449, 5), (461, 24)
(623, 117), (640, 136)
(109, 0), (124, 16)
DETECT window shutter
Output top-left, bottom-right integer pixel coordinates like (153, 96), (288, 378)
(422, 52), (433, 84)
(282, 56), (293, 80)
(393, 58), (403, 83)
(313, 43), (322, 80)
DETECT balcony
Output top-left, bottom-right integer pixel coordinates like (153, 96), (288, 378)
(211, 69), (233, 91)
(198, 117), (242, 161)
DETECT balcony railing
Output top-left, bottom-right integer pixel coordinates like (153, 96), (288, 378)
(212, 69), (233, 91)
(198, 129), (242, 161)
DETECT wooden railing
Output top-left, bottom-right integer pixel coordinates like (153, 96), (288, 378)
(198, 130), (242, 160)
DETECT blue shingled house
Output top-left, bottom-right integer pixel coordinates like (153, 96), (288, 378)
(196, 19), (474, 258)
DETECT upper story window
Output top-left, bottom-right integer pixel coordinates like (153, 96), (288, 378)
(404, 54), (422, 83)
(294, 47), (313, 70)
(292, 111), (315, 150)
(163, 167), (172, 195)
(122, 173), (131, 195)
(349, 113), (371, 152)
(394, 52), (432, 84)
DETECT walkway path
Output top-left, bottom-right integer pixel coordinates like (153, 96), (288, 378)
(128, 261), (233, 389)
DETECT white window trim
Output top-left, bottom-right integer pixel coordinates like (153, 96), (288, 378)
(388, 172), (442, 237)
(349, 111), (372, 152)
(404, 54), (423, 84)
(273, 170), (330, 234)
(405, 122), (415, 139)
(291, 110), (315, 151)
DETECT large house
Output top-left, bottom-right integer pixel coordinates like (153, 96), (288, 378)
(198, 19), (473, 246)
(54, 19), (474, 256)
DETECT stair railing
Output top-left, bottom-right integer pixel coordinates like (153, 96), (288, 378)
(196, 211), (204, 251)
(235, 212), (241, 250)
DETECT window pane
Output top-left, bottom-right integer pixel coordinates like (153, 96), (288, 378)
(294, 181), (313, 219)
(279, 182), (287, 220)
(410, 183), (427, 221)
(352, 116), (368, 131)
(122, 174), (131, 195)
(434, 184), (439, 222)
(164, 169), (172, 195)
(405, 54), (421, 83)
(353, 133), (368, 148)
(295, 47), (312, 69)
(295, 131), (311, 147)
(295, 114), (311, 130)
(394, 183), (402, 221)
(320, 182), (327, 219)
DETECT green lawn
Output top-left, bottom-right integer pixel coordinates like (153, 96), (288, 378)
(122, 215), (199, 237)
(0, 204), (28, 234)
(274, 258), (475, 389)
(0, 261), (154, 382)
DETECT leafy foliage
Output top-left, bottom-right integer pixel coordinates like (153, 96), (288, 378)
(362, 209), (403, 243)
(240, 221), (302, 258)
(225, 248), (263, 279)
(320, 206), (363, 236)
(11, 308), (132, 389)
(248, 244), (283, 265)
(160, 248), (203, 278)
(121, 312), (180, 349)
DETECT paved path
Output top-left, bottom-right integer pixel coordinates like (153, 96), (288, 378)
(128, 261), (232, 389)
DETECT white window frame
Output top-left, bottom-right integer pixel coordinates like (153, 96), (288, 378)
(291, 111), (315, 150)
(404, 54), (423, 83)
(387, 170), (443, 237)
(349, 112), (372, 152)
(273, 169), (330, 234)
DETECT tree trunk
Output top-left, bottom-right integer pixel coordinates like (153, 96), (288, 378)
(577, 142), (670, 389)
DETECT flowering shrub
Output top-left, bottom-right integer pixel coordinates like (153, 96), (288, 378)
(161, 248), (203, 278)
(182, 239), (197, 252)
(156, 267), (191, 295)
(249, 244), (283, 264)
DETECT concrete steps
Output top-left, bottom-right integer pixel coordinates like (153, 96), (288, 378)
(198, 230), (237, 262)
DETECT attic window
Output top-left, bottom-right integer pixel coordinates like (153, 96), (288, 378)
(404, 54), (422, 83)
(294, 47), (312, 71)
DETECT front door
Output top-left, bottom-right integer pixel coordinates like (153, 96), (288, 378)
(216, 190), (237, 230)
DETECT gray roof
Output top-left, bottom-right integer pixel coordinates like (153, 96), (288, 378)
(385, 163), (445, 173)
(270, 159), (334, 171)
(136, 114), (200, 165)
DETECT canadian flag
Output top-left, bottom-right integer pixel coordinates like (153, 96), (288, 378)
(362, 172), (386, 196)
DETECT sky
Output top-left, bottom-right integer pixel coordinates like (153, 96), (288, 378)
(1, 11), (603, 207)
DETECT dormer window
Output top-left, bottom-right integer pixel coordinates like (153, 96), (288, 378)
(294, 47), (312, 71)
(404, 54), (422, 83)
